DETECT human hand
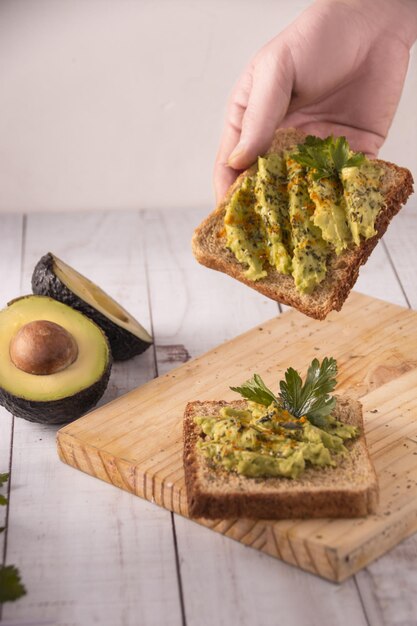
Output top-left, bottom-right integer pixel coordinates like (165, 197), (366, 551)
(214, 0), (417, 202)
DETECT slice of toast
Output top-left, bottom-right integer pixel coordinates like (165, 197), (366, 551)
(183, 397), (379, 519)
(192, 128), (414, 320)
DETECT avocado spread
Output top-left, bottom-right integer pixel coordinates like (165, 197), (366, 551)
(193, 357), (358, 479)
(224, 135), (385, 294)
(195, 402), (357, 479)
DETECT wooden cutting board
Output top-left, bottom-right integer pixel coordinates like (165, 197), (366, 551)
(57, 292), (417, 582)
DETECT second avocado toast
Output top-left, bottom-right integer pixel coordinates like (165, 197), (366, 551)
(184, 358), (378, 519)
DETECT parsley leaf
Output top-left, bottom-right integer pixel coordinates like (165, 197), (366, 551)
(231, 357), (338, 426)
(279, 357), (337, 425)
(0, 565), (27, 603)
(278, 367), (304, 414)
(230, 373), (279, 407)
(0, 473), (8, 506)
(0, 471), (27, 603)
(0, 473), (9, 489)
(345, 153), (366, 168)
(292, 135), (365, 181)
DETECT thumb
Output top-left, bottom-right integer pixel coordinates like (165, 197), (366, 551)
(228, 43), (293, 170)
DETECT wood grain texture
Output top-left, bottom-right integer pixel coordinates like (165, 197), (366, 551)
(0, 214), (23, 622)
(383, 203), (417, 308)
(353, 238), (407, 307)
(58, 292), (417, 582)
(0, 413), (13, 618)
(356, 536), (417, 626)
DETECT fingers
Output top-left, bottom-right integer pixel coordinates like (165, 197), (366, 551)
(229, 45), (293, 169)
(214, 70), (253, 203)
(213, 158), (240, 205)
(214, 41), (294, 203)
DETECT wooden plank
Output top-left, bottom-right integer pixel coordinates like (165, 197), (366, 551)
(383, 202), (417, 308)
(2, 211), (183, 626)
(57, 288), (417, 584)
(143, 208), (367, 624)
(0, 414), (13, 625)
(0, 418), (12, 529)
(356, 535), (417, 626)
(3, 420), (183, 626)
(0, 217), (22, 472)
(175, 524), (368, 626)
(353, 238), (407, 307)
(0, 214), (23, 622)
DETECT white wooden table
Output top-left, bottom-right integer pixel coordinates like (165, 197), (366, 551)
(0, 203), (416, 626)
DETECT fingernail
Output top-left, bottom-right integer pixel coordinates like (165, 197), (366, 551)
(228, 141), (247, 166)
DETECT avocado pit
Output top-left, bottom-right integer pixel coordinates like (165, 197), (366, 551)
(10, 320), (78, 375)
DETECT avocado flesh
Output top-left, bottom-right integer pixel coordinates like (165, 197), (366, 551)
(0, 295), (112, 424)
(32, 253), (152, 361)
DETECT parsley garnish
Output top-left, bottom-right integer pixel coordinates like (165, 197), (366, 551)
(231, 357), (338, 428)
(292, 135), (365, 181)
(0, 472), (26, 604)
(0, 566), (26, 603)
(230, 373), (279, 407)
(0, 473), (9, 488)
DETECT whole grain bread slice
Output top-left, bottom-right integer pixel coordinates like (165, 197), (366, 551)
(183, 397), (379, 519)
(192, 128), (414, 320)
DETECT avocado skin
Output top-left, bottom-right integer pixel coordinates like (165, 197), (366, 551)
(0, 359), (112, 425)
(32, 253), (152, 361)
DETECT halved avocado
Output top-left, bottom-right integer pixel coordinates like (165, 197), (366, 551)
(0, 295), (112, 424)
(32, 253), (152, 361)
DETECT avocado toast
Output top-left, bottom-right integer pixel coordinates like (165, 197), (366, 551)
(183, 358), (378, 519)
(184, 398), (377, 519)
(192, 128), (413, 320)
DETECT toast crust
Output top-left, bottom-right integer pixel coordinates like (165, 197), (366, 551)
(192, 128), (414, 319)
(183, 397), (379, 520)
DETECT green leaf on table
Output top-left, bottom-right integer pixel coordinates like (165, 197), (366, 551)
(0, 473), (9, 488)
(1, 472), (9, 505)
(0, 565), (27, 603)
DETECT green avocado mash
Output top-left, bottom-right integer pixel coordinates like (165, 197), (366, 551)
(254, 154), (293, 274)
(341, 161), (384, 245)
(286, 156), (330, 293)
(195, 402), (358, 479)
(307, 171), (352, 254)
(224, 136), (385, 294)
(224, 177), (267, 281)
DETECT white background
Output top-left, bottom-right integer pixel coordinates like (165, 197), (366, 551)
(0, 0), (415, 213)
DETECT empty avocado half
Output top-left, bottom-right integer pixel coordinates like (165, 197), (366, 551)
(0, 295), (112, 424)
(32, 253), (152, 361)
